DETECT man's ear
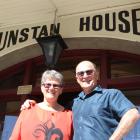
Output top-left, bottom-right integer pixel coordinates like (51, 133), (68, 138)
(75, 75), (80, 84)
(93, 67), (99, 81)
(59, 88), (63, 95)
(75, 75), (78, 81)
(96, 70), (99, 80)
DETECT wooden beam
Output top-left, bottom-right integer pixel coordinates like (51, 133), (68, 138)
(107, 76), (140, 89)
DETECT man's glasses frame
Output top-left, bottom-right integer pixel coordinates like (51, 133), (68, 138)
(76, 69), (94, 77)
(42, 83), (62, 89)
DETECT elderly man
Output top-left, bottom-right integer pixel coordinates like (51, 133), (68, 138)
(73, 60), (139, 140)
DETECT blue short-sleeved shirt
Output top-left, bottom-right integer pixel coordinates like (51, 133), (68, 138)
(72, 86), (136, 140)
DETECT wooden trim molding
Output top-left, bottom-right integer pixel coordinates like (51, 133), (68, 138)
(0, 49), (140, 103)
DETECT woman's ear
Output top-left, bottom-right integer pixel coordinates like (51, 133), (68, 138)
(59, 88), (63, 95)
(41, 85), (45, 92)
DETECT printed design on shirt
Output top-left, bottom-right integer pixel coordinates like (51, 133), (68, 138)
(33, 119), (63, 140)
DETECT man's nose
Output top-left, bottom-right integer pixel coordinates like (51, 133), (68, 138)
(83, 72), (89, 77)
(49, 85), (55, 89)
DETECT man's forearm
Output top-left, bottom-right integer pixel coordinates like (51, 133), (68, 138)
(109, 108), (140, 140)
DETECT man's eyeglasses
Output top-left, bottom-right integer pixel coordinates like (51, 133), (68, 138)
(76, 69), (94, 77)
(42, 83), (62, 89)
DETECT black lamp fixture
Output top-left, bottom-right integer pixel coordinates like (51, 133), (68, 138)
(36, 34), (68, 69)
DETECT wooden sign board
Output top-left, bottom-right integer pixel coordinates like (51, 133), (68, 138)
(17, 85), (32, 95)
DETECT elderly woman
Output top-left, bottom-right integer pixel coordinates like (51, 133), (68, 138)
(10, 70), (73, 140)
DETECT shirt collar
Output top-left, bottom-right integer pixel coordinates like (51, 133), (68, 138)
(78, 85), (102, 99)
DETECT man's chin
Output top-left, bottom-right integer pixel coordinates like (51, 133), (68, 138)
(82, 81), (92, 86)
(81, 82), (95, 89)
(81, 84), (91, 89)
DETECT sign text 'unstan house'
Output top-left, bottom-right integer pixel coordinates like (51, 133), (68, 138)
(0, 8), (140, 53)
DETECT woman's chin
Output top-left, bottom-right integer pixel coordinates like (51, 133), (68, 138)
(45, 95), (56, 100)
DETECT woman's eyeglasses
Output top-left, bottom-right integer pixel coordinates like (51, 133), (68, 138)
(42, 83), (62, 89)
(76, 69), (94, 77)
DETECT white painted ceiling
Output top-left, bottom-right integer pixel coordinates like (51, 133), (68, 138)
(0, 0), (140, 71)
(0, 0), (139, 27)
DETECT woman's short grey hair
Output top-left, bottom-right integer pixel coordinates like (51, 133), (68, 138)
(41, 70), (64, 85)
